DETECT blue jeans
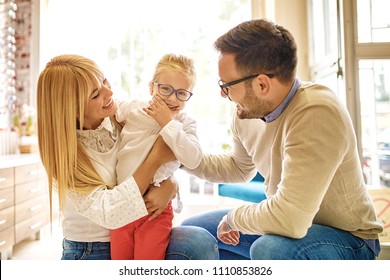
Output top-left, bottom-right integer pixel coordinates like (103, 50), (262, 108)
(62, 225), (218, 260)
(166, 226), (219, 260)
(181, 209), (376, 260)
(62, 239), (111, 260)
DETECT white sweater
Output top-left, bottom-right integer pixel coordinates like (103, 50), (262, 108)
(186, 82), (383, 240)
(116, 100), (202, 184)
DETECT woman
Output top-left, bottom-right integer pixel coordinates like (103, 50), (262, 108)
(36, 54), (218, 260)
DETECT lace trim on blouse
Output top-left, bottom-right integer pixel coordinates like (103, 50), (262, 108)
(77, 117), (117, 152)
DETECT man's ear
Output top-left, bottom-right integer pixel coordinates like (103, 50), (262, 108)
(254, 74), (271, 96)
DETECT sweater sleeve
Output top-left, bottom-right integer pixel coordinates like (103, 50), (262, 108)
(68, 176), (148, 229)
(183, 113), (258, 183)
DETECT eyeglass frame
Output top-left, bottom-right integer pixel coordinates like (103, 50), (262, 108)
(153, 82), (193, 101)
(218, 73), (275, 96)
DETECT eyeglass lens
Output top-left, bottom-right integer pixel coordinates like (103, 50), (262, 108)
(218, 80), (229, 95)
(158, 84), (191, 101)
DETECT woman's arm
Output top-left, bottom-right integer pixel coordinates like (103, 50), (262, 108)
(69, 136), (175, 229)
(133, 136), (176, 195)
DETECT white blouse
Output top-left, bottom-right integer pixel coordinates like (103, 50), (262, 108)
(61, 118), (147, 242)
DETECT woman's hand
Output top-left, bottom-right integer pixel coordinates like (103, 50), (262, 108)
(144, 177), (177, 221)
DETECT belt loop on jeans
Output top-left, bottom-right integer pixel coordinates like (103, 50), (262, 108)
(86, 242), (93, 255)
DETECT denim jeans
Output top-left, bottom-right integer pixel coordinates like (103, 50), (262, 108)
(166, 226), (219, 260)
(181, 208), (376, 260)
(62, 239), (111, 260)
(61, 225), (218, 260)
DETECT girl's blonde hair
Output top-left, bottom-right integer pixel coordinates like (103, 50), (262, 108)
(152, 53), (196, 88)
(37, 54), (108, 213)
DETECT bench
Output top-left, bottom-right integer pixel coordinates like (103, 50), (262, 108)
(217, 172), (267, 203)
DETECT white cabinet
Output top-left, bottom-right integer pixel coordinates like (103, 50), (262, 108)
(0, 155), (52, 259)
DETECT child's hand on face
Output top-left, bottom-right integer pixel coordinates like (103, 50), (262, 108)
(143, 95), (178, 127)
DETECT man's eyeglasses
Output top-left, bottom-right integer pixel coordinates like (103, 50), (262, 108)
(153, 82), (193, 101)
(218, 73), (275, 96)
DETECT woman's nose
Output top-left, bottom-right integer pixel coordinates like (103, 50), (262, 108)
(102, 86), (113, 97)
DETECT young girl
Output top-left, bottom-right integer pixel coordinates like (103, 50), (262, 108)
(36, 54), (216, 260)
(111, 53), (202, 260)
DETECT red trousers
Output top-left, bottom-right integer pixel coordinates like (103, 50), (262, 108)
(110, 202), (173, 260)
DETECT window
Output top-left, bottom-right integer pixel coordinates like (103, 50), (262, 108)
(308, 0), (390, 187)
(356, 0), (390, 187)
(307, 0), (345, 102)
(42, 0), (251, 153)
(308, 0), (338, 65)
(358, 61), (390, 188)
(357, 0), (390, 43)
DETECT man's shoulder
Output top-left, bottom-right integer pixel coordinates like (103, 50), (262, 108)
(296, 82), (341, 106)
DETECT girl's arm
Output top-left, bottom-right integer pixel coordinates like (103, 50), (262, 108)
(133, 136), (176, 195)
(143, 95), (202, 169)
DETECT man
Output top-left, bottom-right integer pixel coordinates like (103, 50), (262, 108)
(182, 19), (383, 260)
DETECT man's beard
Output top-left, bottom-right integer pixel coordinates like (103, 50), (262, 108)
(237, 86), (272, 119)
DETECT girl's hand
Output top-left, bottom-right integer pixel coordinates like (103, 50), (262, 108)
(144, 177), (177, 221)
(143, 95), (177, 127)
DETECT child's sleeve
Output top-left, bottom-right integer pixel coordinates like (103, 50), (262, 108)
(159, 113), (202, 169)
(115, 99), (137, 122)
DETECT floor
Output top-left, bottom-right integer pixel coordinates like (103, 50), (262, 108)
(8, 220), (63, 260)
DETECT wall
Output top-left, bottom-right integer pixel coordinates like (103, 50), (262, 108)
(274, 0), (309, 80)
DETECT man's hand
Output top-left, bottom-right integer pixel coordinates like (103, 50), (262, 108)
(217, 214), (240, 246)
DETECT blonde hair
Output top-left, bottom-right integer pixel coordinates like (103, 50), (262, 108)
(152, 53), (196, 88)
(37, 54), (109, 213)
